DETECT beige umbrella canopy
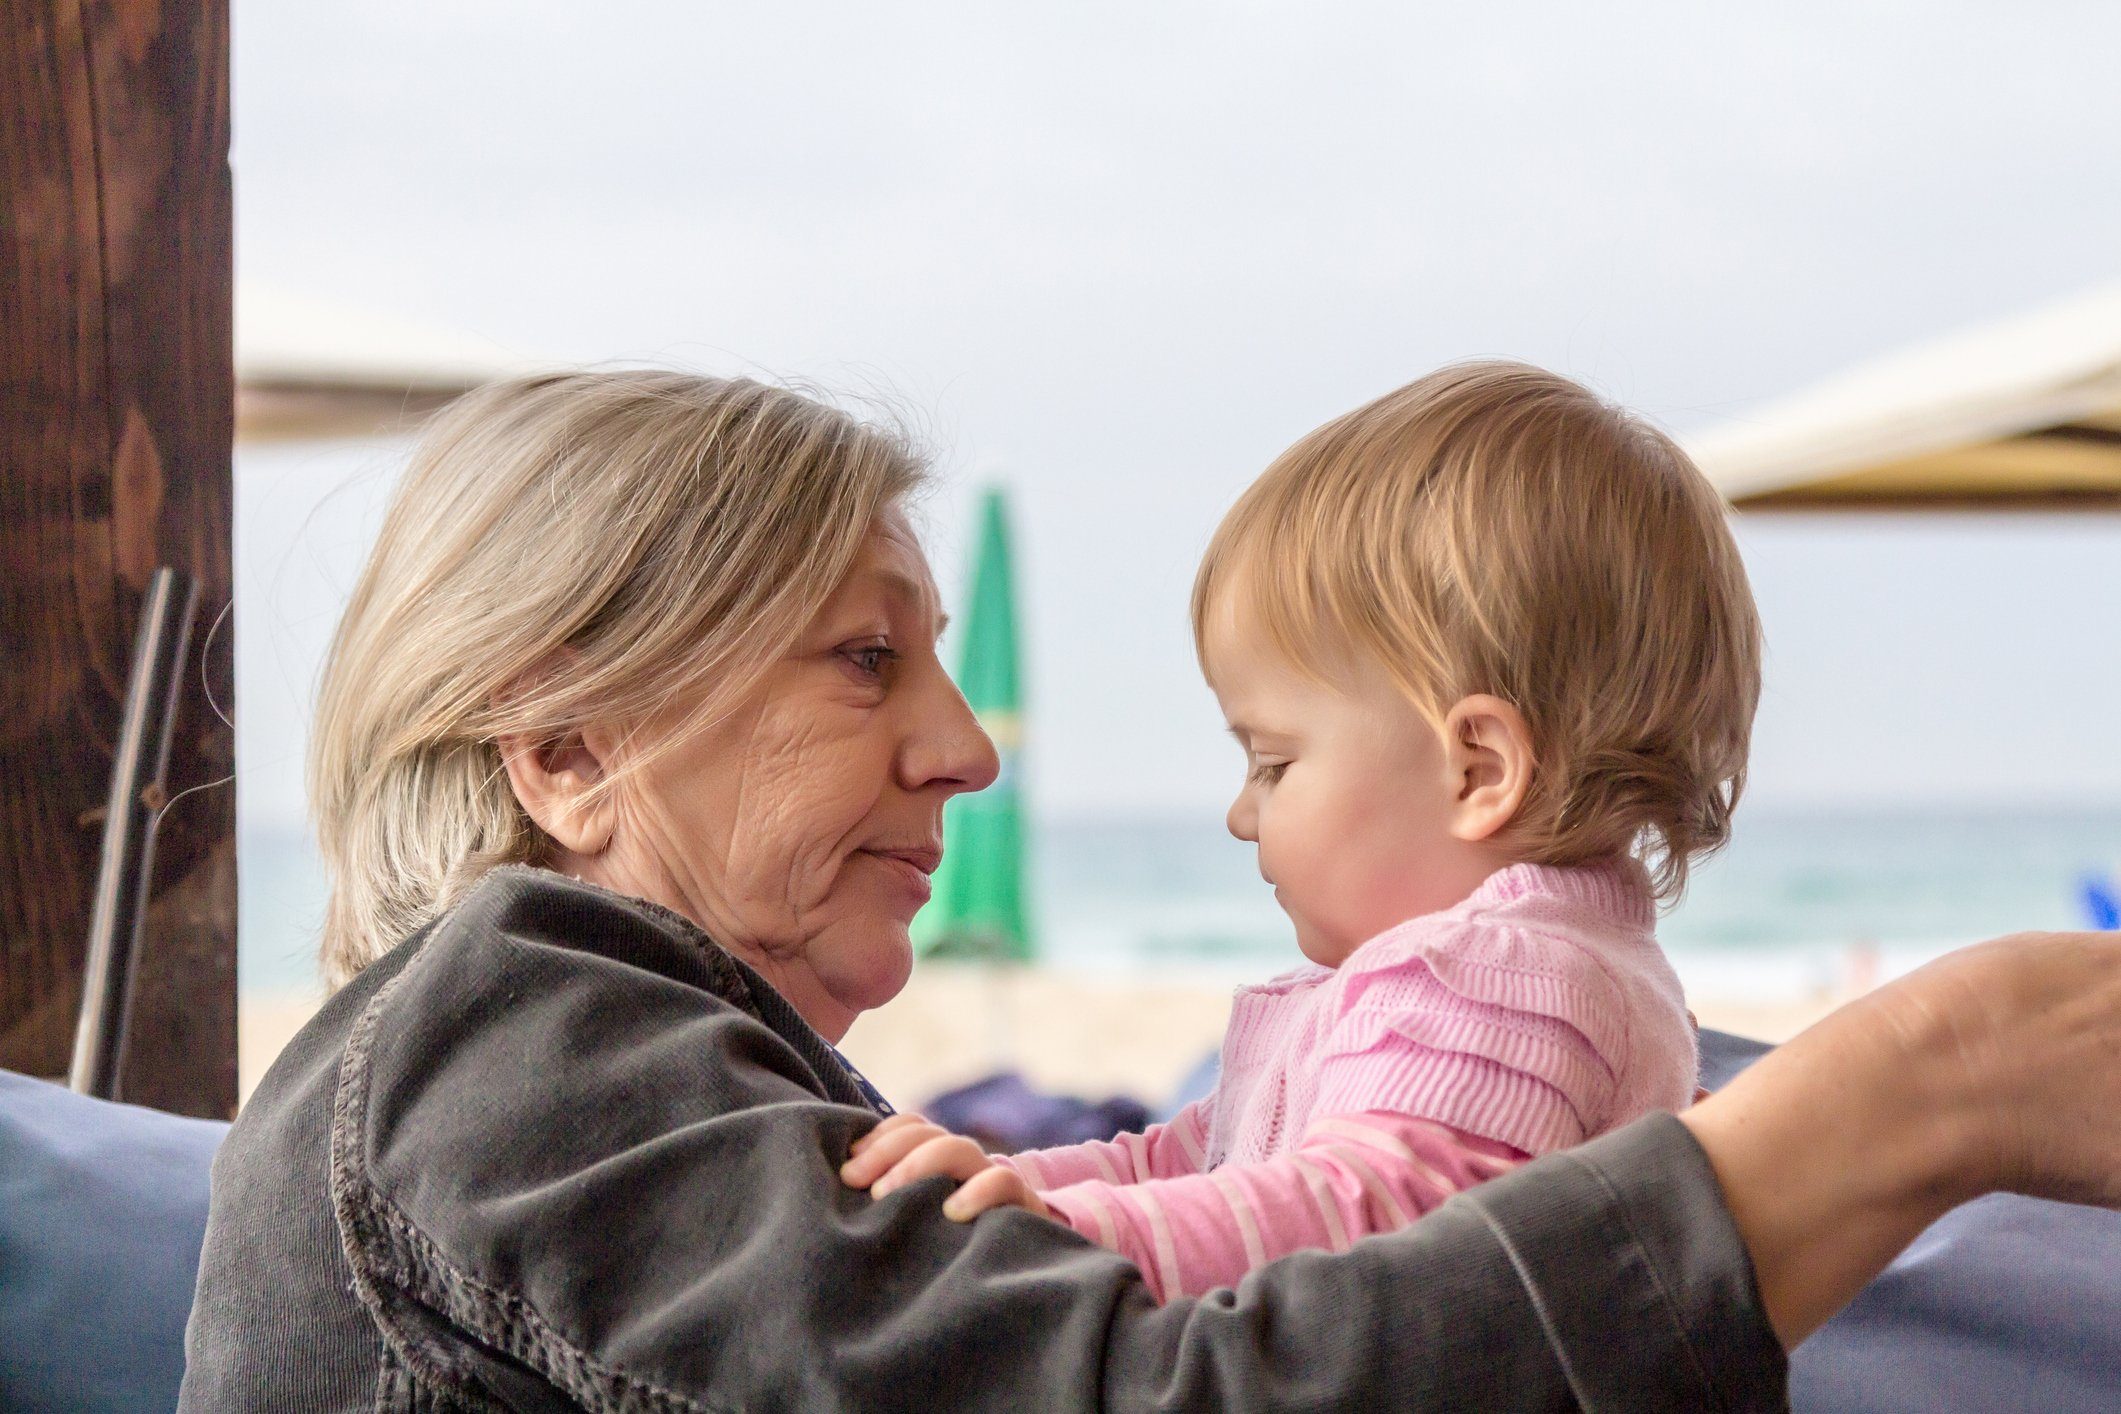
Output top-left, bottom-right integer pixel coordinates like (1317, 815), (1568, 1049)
(1687, 283), (2121, 509)
(236, 283), (542, 443)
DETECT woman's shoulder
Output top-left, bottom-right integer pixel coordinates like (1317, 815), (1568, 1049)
(229, 867), (788, 1172)
(213, 866), (874, 1223)
(327, 868), (878, 1295)
(348, 867), (868, 1114)
(199, 868), (899, 1409)
(437, 864), (768, 1000)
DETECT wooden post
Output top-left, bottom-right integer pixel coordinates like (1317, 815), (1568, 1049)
(1, 0), (235, 1117)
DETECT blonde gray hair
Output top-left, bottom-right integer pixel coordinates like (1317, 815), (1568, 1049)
(309, 371), (927, 987)
(1192, 360), (1762, 901)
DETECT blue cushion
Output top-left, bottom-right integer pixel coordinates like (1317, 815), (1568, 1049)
(1699, 1030), (2121, 1412)
(0, 1070), (226, 1413)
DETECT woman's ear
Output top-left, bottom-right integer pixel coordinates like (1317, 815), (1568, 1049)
(497, 725), (619, 859)
(1443, 694), (1534, 843)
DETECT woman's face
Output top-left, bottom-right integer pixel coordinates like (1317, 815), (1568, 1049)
(597, 512), (998, 1041)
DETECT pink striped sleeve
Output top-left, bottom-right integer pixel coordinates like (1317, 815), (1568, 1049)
(994, 1098), (1212, 1192)
(1036, 1111), (1523, 1302)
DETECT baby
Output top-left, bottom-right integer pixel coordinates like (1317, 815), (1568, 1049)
(843, 361), (1762, 1301)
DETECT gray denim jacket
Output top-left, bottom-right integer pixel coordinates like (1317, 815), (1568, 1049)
(179, 867), (1786, 1411)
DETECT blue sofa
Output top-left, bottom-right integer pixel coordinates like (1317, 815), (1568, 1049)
(0, 1071), (225, 1412)
(1697, 1030), (2121, 1411)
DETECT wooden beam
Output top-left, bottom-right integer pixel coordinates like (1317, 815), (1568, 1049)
(1, 0), (235, 1116)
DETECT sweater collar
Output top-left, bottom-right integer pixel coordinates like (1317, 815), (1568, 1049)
(1460, 856), (1657, 932)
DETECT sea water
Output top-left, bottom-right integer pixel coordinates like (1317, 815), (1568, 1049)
(240, 807), (2121, 1004)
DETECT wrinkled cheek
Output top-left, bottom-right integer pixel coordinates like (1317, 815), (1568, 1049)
(723, 769), (833, 913)
(706, 818), (822, 947)
(726, 832), (840, 929)
(737, 723), (877, 912)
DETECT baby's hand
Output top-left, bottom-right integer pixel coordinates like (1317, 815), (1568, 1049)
(841, 1112), (1051, 1222)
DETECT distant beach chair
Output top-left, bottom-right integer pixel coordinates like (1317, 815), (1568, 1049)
(2079, 871), (2120, 930)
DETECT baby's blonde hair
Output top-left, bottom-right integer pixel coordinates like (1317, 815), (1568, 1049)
(1192, 360), (1761, 900)
(309, 371), (927, 988)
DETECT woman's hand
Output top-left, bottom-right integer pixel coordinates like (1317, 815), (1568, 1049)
(1683, 930), (2121, 1347)
(842, 1113), (1052, 1222)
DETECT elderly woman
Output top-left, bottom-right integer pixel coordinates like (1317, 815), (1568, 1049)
(182, 372), (2121, 1411)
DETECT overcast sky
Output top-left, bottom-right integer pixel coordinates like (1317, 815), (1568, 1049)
(232, 3), (2121, 831)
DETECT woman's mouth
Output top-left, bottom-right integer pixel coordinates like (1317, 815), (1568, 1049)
(861, 847), (940, 904)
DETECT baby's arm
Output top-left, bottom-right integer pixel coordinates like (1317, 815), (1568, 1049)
(1025, 914), (1655, 1300)
(838, 1100), (1213, 1221)
(1034, 1111), (1523, 1302)
(994, 1098), (1214, 1190)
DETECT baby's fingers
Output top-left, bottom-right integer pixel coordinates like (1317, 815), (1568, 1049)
(847, 1112), (930, 1158)
(841, 1116), (945, 1187)
(942, 1165), (1048, 1222)
(869, 1135), (993, 1199)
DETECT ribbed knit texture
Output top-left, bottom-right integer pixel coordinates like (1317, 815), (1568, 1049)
(1212, 858), (1696, 1165)
(1007, 858), (1700, 1300)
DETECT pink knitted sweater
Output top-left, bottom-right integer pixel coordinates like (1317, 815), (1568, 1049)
(1002, 859), (1697, 1301)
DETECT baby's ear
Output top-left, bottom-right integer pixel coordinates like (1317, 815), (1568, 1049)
(1444, 695), (1534, 843)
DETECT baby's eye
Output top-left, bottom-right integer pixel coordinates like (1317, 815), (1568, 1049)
(1248, 760), (1288, 786)
(838, 641), (900, 681)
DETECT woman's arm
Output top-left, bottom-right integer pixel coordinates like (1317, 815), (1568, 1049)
(1682, 929), (2121, 1347)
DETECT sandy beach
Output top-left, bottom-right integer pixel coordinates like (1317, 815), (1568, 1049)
(239, 965), (1845, 1112)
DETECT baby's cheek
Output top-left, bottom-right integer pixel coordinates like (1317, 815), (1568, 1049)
(1332, 843), (1426, 945)
(1282, 853), (1373, 961)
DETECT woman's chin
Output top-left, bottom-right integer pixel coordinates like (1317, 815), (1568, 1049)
(827, 921), (916, 1017)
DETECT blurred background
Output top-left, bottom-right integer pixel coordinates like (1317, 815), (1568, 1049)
(233, 2), (2121, 1106)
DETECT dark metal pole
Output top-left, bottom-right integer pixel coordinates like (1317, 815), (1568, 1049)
(69, 568), (199, 1100)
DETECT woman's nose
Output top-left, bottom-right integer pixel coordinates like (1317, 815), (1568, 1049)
(901, 668), (1000, 796)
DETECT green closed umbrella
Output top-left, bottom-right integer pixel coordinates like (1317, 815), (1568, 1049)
(915, 486), (1033, 962)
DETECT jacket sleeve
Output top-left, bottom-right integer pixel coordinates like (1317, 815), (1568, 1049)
(334, 911), (1787, 1412)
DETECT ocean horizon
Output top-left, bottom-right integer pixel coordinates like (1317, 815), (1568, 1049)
(240, 804), (2121, 1005)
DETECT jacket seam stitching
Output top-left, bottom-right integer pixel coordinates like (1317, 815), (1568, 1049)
(330, 927), (731, 1414)
(360, 1184), (733, 1414)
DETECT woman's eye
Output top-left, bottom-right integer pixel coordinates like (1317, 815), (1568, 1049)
(1248, 760), (1288, 786)
(839, 642), (900, 681)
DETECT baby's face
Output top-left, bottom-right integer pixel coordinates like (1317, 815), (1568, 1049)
(1202, 598), (1503, 967)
